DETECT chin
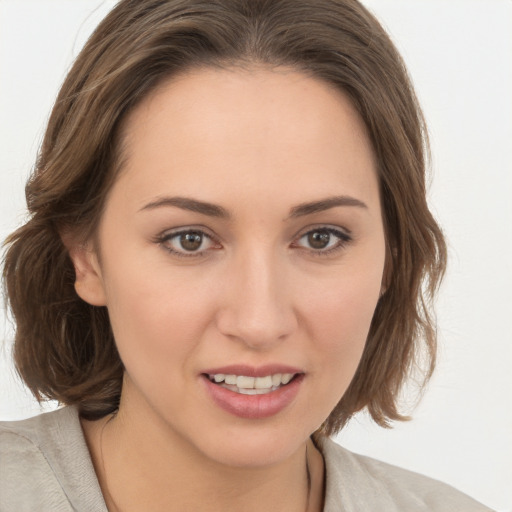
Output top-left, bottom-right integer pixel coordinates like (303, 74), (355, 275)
(189, 420), (313, 469)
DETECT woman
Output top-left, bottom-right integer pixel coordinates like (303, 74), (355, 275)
(0, 0), (494, 510)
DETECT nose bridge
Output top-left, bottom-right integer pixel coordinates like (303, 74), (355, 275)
(216, 242), (297, 348)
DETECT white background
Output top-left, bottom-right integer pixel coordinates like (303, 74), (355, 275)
(0, 1), (510, 510)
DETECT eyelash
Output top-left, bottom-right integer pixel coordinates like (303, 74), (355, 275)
(293, 227), (352, 257)
(156, 229), (221, 259)
(155, 226), (352, 259)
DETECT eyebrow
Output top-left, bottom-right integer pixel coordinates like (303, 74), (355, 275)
(288, 195), (367, 218)
(140, 196), (230, 218)
(140, 195), (368, 219)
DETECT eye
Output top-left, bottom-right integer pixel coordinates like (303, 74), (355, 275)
(157, 229), (220, 258)
(293, 227), (351, 256)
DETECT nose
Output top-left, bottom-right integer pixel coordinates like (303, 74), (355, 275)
(215, 248), (298, 350)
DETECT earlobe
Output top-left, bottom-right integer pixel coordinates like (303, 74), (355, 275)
(64, 237), (107, 307)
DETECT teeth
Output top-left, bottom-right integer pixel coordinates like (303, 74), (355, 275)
(209, 372), (296, 390)
(237, 387), (276, 395)
(255, 376), (272, 389)
(281, 373), (293, 385)
(224, 374), (237, 385)
(272, 374), (282, 387)
(236, 376), (255, 388)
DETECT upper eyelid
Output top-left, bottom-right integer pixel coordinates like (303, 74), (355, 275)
(158, 226), (218, 240)
(154, 226), (218, 249)
(156, 228), (219, 258)
(158, 224), (351, 241)
(293, 223), (352, 240)
(293, 227), (352, 249)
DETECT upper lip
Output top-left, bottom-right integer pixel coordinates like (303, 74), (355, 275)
(201, 364), (304, 378)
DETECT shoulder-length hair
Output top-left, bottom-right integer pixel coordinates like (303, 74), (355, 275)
(3, 0), (446, 434)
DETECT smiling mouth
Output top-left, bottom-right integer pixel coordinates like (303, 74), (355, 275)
(205, 373), (299, 395)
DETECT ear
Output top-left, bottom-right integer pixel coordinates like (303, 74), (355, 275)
(62, 233), (107, 306)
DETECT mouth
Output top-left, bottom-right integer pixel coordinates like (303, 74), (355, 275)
(204, 372), (299, 395)
(201, 367), (305, 419)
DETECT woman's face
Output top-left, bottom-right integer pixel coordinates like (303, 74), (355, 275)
(76, 66), (386, 467)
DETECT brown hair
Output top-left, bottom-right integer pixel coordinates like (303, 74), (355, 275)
(2, 0), (446, 434)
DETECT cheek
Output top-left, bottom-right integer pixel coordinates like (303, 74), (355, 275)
(299, 261), (383, 393)
(304, 262), (382, 343)
(101, 254), (218, 385)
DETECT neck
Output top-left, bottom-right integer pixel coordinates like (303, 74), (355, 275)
(81, 402), (324, 512)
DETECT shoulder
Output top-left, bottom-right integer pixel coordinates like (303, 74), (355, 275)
(0, 406), (106, 512)
(319, 436), (495, 512)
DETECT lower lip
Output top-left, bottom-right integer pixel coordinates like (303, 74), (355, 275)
(202, 374), (304, 419)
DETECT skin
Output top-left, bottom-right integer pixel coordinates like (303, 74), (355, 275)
(74, 66), (386, 512)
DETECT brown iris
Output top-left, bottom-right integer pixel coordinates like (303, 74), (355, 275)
(307, 230), (331, 249)
(180, 232), (203, 251)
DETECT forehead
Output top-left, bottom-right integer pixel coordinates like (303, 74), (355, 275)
(114, 65), (379, 214)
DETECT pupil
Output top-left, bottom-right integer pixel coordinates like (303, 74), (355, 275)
(308, 231), (330, 249)
(180, 232), (202, 251)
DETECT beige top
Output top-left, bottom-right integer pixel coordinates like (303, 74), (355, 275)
(0, 406), (493, 511)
